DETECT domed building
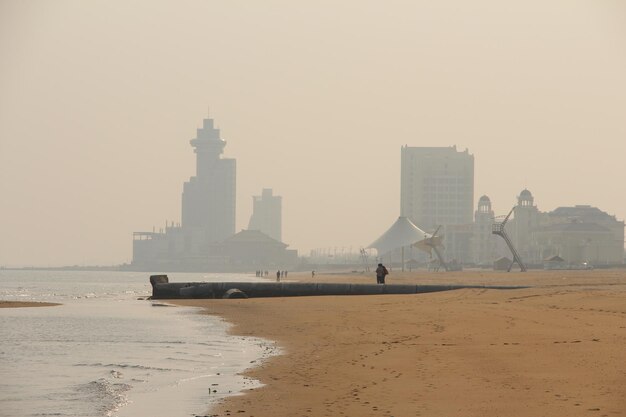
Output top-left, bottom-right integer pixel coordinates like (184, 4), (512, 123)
(503, 189), (624, 267)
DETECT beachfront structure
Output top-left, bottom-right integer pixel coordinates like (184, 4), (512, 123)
(248, 188), (282, 242)
(400, 145), (474, 263)
(505, 190), (625, 267)
(210, 229), (297, 268)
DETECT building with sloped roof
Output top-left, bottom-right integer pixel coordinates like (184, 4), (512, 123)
(543, 255), (566, 270)
(210, 229), (297, 269)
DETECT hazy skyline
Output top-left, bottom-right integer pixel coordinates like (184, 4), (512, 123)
(1, 1), (625, 266)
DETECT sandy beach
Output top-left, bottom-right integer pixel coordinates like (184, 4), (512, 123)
(0, 301), (60, 308)
(174, 270), (626, 417)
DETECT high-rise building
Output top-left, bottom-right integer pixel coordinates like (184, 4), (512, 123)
(182, 117), (236, 252)
(400, 145), (474, 231)
(248, 188), (282, 242)
(400, 145), (474, 263)
(133, 116), (236, 269)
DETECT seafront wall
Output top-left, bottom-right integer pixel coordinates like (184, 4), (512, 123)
(150, 275), (526, 299)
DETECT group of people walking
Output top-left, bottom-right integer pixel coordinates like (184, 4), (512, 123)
(255, 270), (289, 280)
(260, 265), (388, 284)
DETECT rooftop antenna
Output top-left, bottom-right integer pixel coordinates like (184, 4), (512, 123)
(492, 207), (527, 272)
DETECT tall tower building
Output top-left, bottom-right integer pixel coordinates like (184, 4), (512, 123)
(473, 195), (497, 265)
(248, 188), (282, 242)
(182, 117), (236, 251)
(510, 188), (540, 264)
(400, 145), (474, 231)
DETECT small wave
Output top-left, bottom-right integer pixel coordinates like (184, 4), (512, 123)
(164, 357), (204, 363)
(33, 413), (67, 416)
(74, 362), (178, 372)
(73, 378), (131, 417)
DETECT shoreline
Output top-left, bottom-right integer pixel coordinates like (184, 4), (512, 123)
(174, 270), (626, 417)
(0, 300), (61, 308)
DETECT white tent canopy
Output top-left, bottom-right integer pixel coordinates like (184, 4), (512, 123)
(368, 216), (432, 256)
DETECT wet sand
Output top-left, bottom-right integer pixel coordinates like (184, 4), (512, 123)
(174, 270), (626, 417)
(0, 301), (60, 308)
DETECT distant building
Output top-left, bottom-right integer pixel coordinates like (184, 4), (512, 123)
(248, 188), (282, 242)
(131, 116), (297, 271)
(400, 145), (474, 263)
(543, 255), (566, 270)
(493, 256), (513, 271)
(534, 205), (624, 266)
(181, 116), (236, 250)
(132, 116), (237, 270)
(509, 189), (542, 264)
(472, 195), (498, 265)
(504, 190), (624, 266)
(210, 229), (297, 268)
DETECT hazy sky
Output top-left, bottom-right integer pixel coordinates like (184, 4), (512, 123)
(1, 0), (625, 266)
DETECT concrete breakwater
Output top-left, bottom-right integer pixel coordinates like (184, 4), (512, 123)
(150, 275), (527, 299)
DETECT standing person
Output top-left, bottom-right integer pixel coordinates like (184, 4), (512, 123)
(375, 263), (389, 284)
(276, 270), (281, 282)
(312, 270), (315, 278)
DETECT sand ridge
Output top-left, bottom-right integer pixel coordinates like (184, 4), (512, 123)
(0, 301), (60, 308)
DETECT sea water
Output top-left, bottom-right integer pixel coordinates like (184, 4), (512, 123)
(0, 270), (276, 417)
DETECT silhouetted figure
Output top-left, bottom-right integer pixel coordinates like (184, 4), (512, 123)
(312, 270), (315, 278)
(276, 270), (281, 282)
(375, 263), (389, 284)
(284, 271), (288, 278)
